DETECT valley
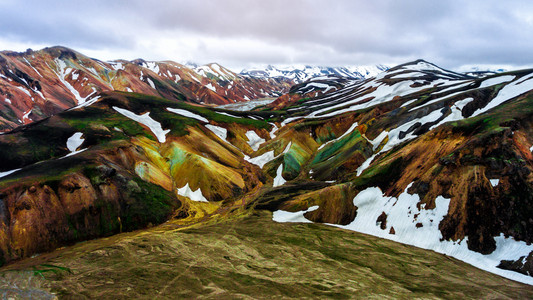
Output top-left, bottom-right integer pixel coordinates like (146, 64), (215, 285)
(1, 48), (533, 298)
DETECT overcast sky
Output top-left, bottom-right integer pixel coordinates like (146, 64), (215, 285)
(0, 0), (532, 71)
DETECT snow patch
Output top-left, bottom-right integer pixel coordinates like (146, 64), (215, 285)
(22, 109), (32, 121)
(479, 75), (515, 89)
(177, 183), (208, 202)
(273, 206), (319, 223)
(113, 107), (170, 143)
(490, 179), (500, 187)
(205, 83), (216, 92)
(146, 78), (156, 89)
(244, 151), (275, 168)
(205, 124), (227, 141)
(166, 107), (208, 123)
(273, 164), (286, 187)
(0, 168), (22, 179)
(66, 132), (84, 152)
(245, 131), (265, 151)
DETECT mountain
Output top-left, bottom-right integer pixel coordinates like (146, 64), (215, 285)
(241, 64), (389, 83)
(0, 46), (291, 131)
(1, 58), (533, 296)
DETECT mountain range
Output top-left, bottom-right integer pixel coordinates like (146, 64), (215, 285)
(0, 46), (293, 132)
(240, 64), (389, 83)
(0, 48), (533, 297)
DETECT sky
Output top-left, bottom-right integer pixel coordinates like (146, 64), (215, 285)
(0, 0), (532, 72)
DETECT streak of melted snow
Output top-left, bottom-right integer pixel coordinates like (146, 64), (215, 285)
(113, 107), (170, 143)
(0, 168), (22, 179)
(272, 164), (286, 187)
(166, 108), (208, 123)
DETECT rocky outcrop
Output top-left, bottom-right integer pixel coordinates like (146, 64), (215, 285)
(0, 164), (179, 265)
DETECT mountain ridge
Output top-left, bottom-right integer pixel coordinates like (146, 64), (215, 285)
(1, 50), (533, 288)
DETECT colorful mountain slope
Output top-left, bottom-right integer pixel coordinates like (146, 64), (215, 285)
(1, 59), (533, 287)
(0, 46), (292, 131)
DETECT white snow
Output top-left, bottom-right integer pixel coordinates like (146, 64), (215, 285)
(66, 132), (84, 152)
(205, 83), (216, 92)
(272, 206), (319, 223)
(479, 75), (515, 89)
(472, 76), (533, 117)
(216, 112), (242, 119)
(318, 122), (358, 150)
(126, 87), (133, 92)
(302, 82), (331, 90)
(166, 107), (208, 123)
(205, 124), (227, 141)
(62, 148), (88, 158)
(530, 145), (533, 152)
(16, 86), (32, 98)
(24, 58), (43, 77)
(111, 62), (124, 71)
(146, 78), (156, 89)
(22, 109), (32, 121)
(53, 59), (89, 105)
(217, 99), (275, 111)
(490, 179), (500, 187)
(367, 130), (389, 151)
(245, 141), (291, 168)
(434, 81), (473, 95)
(273, 183), (533, 285)
(273, 164), (286, 187)
(306, 79), (435, 118)
(113, 106), (170, 143)
(243, 95), (250, 101)
(269, 123), (279, 139)
(281, 117), (303, 127)
(245, 151), (275, 168)
(0, 168), (22, 179)
(245, 131), (266, 151)
(70, 95), (100, 110)
(429, 98), (474, 130)
(177, 183), (208, 202)
(4, 98), (11, 104)
(144, 62), (160, 74)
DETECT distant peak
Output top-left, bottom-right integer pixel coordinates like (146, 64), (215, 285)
(42, 46), (79, 60)
(131, 58), (147, 66)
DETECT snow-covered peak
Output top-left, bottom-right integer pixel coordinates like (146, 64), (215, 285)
(241, 64), (390, 83)
(194, 63), (237, 82)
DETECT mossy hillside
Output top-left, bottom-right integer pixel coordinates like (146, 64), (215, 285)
(3, 211), (532, 299)
(309, 129), (372, 180)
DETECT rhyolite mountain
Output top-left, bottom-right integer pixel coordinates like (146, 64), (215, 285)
(0, 46), (292, 132)
(241, 64), (389, 83)
(1, 56), (533, 296)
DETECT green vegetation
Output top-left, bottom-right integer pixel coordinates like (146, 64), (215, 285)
(2, 211), (531, 299)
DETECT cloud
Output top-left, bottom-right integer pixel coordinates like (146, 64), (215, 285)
(0, 0), (532, 70)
